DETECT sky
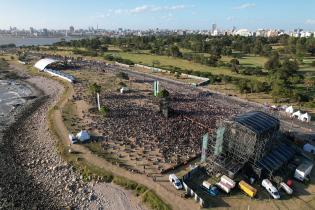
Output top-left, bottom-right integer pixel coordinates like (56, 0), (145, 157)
(1, 0), (315, 31)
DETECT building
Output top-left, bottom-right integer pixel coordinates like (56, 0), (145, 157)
(69, 26), (75, 34)
(234, 29), (251, 37)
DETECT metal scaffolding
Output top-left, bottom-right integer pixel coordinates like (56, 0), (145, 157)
(204, 111), (280, 178)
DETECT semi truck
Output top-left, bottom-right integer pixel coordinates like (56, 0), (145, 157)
(239, 180), (257, 198)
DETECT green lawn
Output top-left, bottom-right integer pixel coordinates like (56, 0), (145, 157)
(104, 51), (266, 81)
(221, 55), (268, 67)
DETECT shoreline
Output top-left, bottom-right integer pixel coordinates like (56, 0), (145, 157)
(0, 59), (148, 209)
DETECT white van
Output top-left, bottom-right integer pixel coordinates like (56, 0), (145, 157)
(169, 174), (183, 190)
(280, 182), (293, 195)
(262, 179), (280, 199)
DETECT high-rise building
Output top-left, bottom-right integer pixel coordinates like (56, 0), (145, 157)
(29, 27), (35, 35)
(212, 24), (217, 33)
(69, 26), (74, 33)
(42, 28), (48, 36)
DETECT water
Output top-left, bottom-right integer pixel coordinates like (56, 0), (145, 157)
(0, 36), (82, 47)
(0, 80), (32, 118)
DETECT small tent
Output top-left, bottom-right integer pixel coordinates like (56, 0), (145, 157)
(120, 87), (129, 94)
(292, 110), (301, 119)
(299, 112), (311, 123)
(285, 106), (294, 114)
(76, 130), (90, 142)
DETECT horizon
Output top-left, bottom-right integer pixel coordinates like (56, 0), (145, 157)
(1, 0), (315, 31)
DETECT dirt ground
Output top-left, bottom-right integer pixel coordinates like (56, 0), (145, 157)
(7, 56), (315, 210)
(6, 58), (148, 210)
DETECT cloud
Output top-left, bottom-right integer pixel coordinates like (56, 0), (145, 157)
(306, 19), (315, 24)
(130, 5), (153, 14)
(90, 4), (193, 19)
(233, 3), (256, 10)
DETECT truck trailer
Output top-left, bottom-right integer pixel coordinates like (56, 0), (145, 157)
(294, 162), (313, 182)
(239, 180), (257, 198)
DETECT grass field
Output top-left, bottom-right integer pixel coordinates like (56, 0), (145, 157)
(221, 55), (268, 67)
(104, 51), (267, 81)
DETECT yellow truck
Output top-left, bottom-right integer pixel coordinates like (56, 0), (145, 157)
(238, 180), (257, 198)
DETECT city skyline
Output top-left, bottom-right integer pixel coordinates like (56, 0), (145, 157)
(1, 0), (315, 30)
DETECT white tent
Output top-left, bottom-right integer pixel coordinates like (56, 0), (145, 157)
(285, 106), (294, 114)
(299, 112), (311, 123)
(120, 87), (129, 94)
(76, 130), (90, 142)
(291, 110), (301, 119)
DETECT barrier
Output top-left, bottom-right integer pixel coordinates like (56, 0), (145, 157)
(44, 69), (75, 83)
(133, 63), (209, 86)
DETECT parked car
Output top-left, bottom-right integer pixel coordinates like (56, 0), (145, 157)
(261, 179), (280, 199)
(169, 174), (183, 190)
(201, 185), (219, 196)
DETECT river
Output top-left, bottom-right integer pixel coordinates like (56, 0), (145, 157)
(0, 36), (82, 47)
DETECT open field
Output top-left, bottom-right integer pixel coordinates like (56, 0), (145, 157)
(104, 51), (267, 81)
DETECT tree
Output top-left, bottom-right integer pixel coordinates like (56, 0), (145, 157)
(169, 45), (182, 57)
(271, 81), (291, 102)
(230, 59), (240, 73)
(99, 105), (109, 115)
(305, 78), (315, 91)
(264, 52), (281, 71)
(157, 89), (170, 98)
(306, 38), (315, 56)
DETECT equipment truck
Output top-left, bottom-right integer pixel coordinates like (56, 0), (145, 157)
(294, 162), (313, 182)
(239, 180), (257, 198)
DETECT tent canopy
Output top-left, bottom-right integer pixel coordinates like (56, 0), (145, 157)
(285, 106), (294, 114)
(292, 110), (301, 118)
(299, 113), (311, 122)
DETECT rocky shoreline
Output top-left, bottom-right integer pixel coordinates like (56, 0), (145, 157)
(0, 77), (97, 209)
(0, 75), (146, 210)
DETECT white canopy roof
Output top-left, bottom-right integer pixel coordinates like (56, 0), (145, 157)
(34, 58), (59, 71)
(285, 106), (294, 114)
(299, 112), (311, 122)
(76, 130), (90, 142)
(292, 110), (301, 118)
